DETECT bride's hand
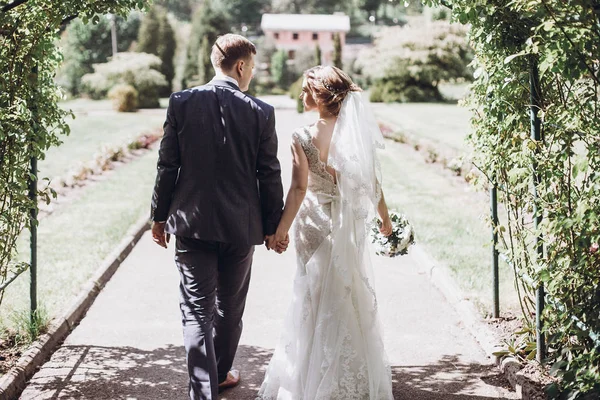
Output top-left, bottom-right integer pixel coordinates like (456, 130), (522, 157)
(272, 229), (289, 253)
(379, 218), (393, 237)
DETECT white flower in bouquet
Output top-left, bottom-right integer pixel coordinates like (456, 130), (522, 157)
(371, 212), (415, 257)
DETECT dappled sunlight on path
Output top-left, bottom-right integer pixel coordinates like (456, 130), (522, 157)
(19, 109), (517, 400)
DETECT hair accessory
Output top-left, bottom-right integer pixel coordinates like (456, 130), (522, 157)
(215, 42), (227, 57)
(323, 81), (349, 96)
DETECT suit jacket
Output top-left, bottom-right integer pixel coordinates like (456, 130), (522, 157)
(151, 79), (284, 246)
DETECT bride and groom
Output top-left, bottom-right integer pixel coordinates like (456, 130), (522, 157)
(151, 33), (394, 399)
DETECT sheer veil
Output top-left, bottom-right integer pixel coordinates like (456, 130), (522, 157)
(328, 91), (385, 225)
(257, 90), (393, 400)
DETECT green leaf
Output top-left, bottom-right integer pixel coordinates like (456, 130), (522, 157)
(550, 360), (568, 376)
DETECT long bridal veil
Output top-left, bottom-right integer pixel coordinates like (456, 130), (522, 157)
(258, 91), (393, 400)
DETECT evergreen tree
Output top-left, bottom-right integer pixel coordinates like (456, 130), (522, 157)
(157, 11), (176, 94)
(218, 0), (270, 30)
(155, 0), (194, 21)
(183, 2), (230, 88)
(271, 50), (289, 88)
(137, 6), (176, 94)
(315, 44), (322, 65)
(136, 6), (160, 55)
(333, 33), (343, 69)
(198, 35), (214, 84)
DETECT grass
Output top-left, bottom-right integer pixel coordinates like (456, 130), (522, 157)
(39, 99), (165, 181)
(0, 148), (159, 330)
(371, 101), (472, 155)
(379, 139), (520, 315)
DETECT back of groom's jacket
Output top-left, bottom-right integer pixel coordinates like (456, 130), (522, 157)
(151, 79), (284, 246)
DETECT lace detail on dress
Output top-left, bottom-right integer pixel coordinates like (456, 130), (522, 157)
(257, 125), (393, 400)
(293, 128), (337, 194)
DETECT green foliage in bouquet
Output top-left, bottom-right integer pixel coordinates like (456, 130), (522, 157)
(371, 212), (415, 257)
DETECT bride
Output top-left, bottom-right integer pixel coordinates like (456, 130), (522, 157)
(259, 66), (394, 400)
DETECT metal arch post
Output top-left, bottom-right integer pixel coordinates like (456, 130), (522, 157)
(29, 65), (38, 322)
(491, 181), (500, 319)
(529, 57), (546, 363)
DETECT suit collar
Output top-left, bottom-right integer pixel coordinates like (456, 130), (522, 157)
(209, 78), (241, 91)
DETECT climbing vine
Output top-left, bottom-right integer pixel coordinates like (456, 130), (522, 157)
(0, 0), (149, 302)
(424, 0), (600, 396)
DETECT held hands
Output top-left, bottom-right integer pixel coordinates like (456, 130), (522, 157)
(265, 231), (289, 254)
(152, 221), (170, 248)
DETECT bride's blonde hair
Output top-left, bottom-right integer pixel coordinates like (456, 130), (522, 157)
(303, 66), (361, 117)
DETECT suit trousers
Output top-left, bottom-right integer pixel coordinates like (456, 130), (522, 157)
(175, 236), (254, 400)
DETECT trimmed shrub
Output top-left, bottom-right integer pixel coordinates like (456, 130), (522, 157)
(81, 52), (167, 108)
(108, 84), (139, 112)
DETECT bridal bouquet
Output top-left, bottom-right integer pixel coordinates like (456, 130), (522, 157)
(371, 212), (415, 257)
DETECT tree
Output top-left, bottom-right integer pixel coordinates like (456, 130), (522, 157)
(425, 0), (600, 396)
(136, 6), (160, 55)
(358, 21), (472, 102)
(182, 2), (230, 88)
(217, 0), (270, 31)
(271, 0), (347, 14)
(157, 11), (176, 95)
(137, 6), (176, 94)
(270, 50), (289, 88)
(154, 0), (194, 21)
(198, 35), (214, 85)
(333, 32), (343, 69)
(0, 0), (148, 308)
(315, 44), (322, 65)
(58, 12), (142, 95)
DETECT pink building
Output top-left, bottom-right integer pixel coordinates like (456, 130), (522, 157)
(261, 13), (351, 65)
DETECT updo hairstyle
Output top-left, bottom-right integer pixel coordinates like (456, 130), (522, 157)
(303, 66), (361, 117)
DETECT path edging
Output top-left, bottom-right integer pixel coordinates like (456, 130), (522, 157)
(0, 215), (151, 400)
(410, 244), (544, 399)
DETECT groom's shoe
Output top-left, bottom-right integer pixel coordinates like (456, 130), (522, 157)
(218, 369), (241, 393)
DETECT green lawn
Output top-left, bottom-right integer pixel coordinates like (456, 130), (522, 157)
(379, 139), (520, 315)
(1, 148), (159, 328)
(1, 98), (166, 337)
(39, 99), (165, 181)
(372, 102), (472, 155)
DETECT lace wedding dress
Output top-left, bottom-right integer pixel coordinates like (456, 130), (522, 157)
(257, 93), (394, 400)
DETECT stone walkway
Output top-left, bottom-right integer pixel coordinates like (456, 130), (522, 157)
(18, 108), (519, 400)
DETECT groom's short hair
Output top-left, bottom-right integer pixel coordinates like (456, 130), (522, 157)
(211, 34), (256, 71)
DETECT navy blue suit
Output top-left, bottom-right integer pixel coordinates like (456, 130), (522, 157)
(151, 79), (284, 399)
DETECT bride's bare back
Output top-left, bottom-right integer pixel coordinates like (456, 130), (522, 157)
(307, 119), (337, 183)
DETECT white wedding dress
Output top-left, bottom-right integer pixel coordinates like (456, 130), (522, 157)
(257, 93), (394, 400)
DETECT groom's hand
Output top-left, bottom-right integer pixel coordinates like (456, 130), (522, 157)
(264, 234), (289, 254)
(152, 221), (170, 248)
(264, 234), (276, 251)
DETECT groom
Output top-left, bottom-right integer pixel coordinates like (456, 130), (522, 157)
(150, 34), (286, 399)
